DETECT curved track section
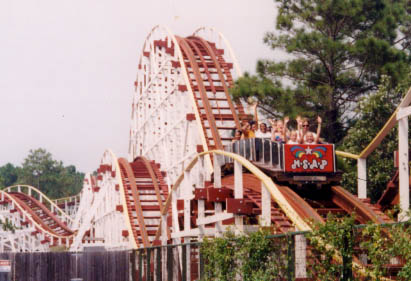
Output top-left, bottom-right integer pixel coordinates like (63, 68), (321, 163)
(117, 157), (170, 247)
(221, 174), (319, 232)
(4, 185), (73, 228)
(71, 150), (131, 250)
(330, 185), (392, 224)
(69, 150), (171, 251)
(0, 188), (75, 251)
(129, 25), (244, 187)
(155, 150), (313, 240)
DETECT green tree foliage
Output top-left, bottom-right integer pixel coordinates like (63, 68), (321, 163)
(0, 148), (84, 199)
(309, 214), (411, 280)
(231, 0), (410, 143)
(201, 230), (291, 281)
(340, 76), (411, 201)
(308, 214), (356, 280)
(200, 218), (410, 280)
(18, 148), (84, 198)
(0, 163), (20, 188)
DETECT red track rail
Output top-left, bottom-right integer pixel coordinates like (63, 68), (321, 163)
(176, 36), (244, 151)
(331, 186), (392, 224)
(220, 173), (392, 232)
(118, 158), (170, 248)
(0, 192), (74, 246)
(221, 174), (295, 232)
(8, 192), (73, 236)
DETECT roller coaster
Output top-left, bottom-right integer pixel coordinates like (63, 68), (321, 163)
(0, 25), (409, 279)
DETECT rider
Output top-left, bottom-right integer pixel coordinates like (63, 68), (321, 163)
(298, 116), (322, 144)
(253, 101), (271, 138)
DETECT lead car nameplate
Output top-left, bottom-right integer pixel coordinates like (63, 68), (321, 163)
(293, 175), (327, 181)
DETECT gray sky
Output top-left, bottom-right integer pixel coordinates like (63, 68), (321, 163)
(0, 0), (277, 173)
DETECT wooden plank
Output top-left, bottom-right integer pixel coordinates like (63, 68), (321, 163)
(226, 198), (253, 215)
(207, 187), (232, 202)
(194, 188), (207, 200)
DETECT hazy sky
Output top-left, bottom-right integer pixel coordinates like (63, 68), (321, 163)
(0, 0), (277, 173)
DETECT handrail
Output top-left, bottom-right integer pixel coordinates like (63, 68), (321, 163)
(335, 150), (359, 160)
(158, 149), (312, 232)
(0, 190), (75, 240)
(360, 87), (411, 158)
(335, 87), (411, 160)
(53, 193), (81, 205)
(3, 185), (73, 224)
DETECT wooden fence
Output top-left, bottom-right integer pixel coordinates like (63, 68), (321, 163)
(0, 251), (130, 281)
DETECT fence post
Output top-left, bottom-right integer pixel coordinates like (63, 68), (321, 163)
(156, 247), (161, 281)
(182, 245), (187, 281)
(342, 229), (353, 281)
(357, 158), (367, 199)
(234, 159), (244, 233)
(167, 246), (173, 281)
(138, 250), (143, 281)
(131, 250), (136, 281)
(398, 112), (410, 220)
(287, 234), (295, 281)
(295, 234), (307, 279)
(146, 248), (151, 281)
(199, 249), (204, 280)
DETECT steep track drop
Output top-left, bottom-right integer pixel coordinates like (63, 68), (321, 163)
(118, 157), (170, 247)
(176, 35), (244, 150)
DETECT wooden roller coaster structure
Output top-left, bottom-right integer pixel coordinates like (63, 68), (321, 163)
(0, 25), (409, 280)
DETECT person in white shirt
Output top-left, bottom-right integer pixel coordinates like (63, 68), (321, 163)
(253, 101), (272, 139)
(255, 122), (272, 138)
(287, 130), (300, 144)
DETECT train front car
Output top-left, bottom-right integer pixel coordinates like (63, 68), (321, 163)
(227, 139), (341, 188)
(280, 143), (341, 187)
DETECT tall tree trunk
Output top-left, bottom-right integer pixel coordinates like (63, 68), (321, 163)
(325, 107), (340, 144)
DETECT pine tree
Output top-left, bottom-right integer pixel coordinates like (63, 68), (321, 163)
(231, 0), (410, 143)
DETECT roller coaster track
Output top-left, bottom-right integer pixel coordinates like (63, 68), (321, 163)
(330, 186), (392, 224)
(0, 24), (405, 279)
(117, 157), (170, 247)
(128, 25), (393, 235)
(0, 188), (75, 251)
(176, 35), (243, 150)
(4, 185), (73, 227)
